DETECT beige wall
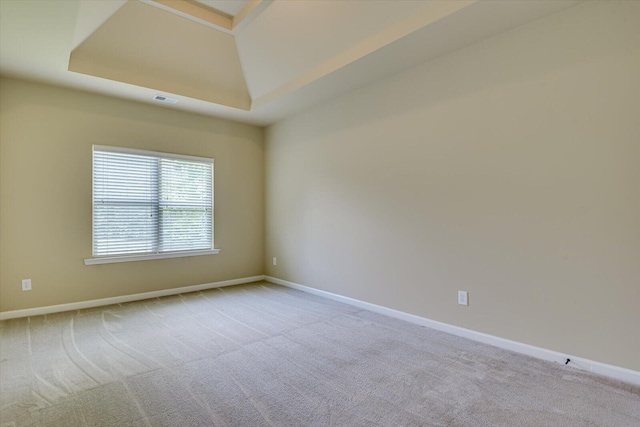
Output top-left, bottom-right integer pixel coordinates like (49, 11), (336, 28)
(0, 78), (264, 312)
(265, 1), (640, 371)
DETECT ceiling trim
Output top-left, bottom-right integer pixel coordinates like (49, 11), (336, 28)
(140, 0), (270, 34)
(232, 0), (272, 34)
(144, 0), (232, 30)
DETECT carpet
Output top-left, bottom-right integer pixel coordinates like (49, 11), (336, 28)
(1, 281), (638, 426)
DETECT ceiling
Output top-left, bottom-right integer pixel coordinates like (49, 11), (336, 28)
(0, 0), (583, 126)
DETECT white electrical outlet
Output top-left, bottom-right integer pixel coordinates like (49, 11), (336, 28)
(22, 279), (32, 291)
(458, 290), (468, 306)
(272, 257), (277, 266)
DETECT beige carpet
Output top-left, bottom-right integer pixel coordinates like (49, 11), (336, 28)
(1, 281), (638, 426)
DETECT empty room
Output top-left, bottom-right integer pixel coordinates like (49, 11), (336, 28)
(0, 0), (638, 426)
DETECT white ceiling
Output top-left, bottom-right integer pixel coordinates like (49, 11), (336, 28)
(0, 0), (583, 126)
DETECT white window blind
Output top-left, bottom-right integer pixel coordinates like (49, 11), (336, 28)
(92, 146), (213, 258)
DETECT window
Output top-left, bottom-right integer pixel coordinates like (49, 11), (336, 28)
(85, 146), (218, 265)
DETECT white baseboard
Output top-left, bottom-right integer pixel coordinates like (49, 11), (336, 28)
(0, 275), (265, 320)
(265, 276), (640, 387)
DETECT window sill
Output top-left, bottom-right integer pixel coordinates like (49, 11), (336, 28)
(84, 249), (220, 265)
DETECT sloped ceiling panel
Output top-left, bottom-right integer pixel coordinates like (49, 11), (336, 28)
(235, 0), (449, 101)
(72, 0), (127, 50)
(69, 0), (251, 110)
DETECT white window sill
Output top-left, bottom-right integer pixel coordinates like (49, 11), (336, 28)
(84, 249), (220, 265)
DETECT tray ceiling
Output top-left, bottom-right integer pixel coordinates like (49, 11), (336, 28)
(0, 0), (583, 125)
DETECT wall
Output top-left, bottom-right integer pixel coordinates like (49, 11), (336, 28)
(265, 1), (640, 371)
(0, 78), (264, 312)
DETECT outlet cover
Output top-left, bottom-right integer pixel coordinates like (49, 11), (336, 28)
(22, 279), (32, 291)
(458, 290), (468, 306)
(272, 257), (277, 266)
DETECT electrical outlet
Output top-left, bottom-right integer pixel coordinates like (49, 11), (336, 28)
(458, 290), (468, 306)
(22, 279), (32, 291)
(272, 257), (277, 266)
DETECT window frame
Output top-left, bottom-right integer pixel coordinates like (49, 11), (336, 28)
(84, 145), (219, 265)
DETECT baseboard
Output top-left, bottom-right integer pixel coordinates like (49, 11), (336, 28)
(265, 276), (640, 387)
(0, 275), (265, 320)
